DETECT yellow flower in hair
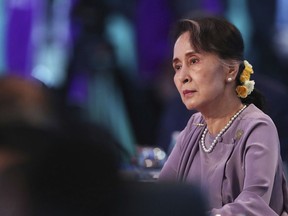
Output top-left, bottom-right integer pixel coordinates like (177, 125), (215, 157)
(240, 60), (254, 83)
(236, 60), (255, 99)
(236, 85), (248, 98)
(240, 71), (251, 83)
(243, 60), (253, 74)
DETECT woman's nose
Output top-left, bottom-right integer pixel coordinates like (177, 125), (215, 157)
(179, 69), (191, 84)
(182, 77), (189, 84)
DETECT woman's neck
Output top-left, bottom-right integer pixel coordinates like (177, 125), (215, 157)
(202, 100), (244, 136)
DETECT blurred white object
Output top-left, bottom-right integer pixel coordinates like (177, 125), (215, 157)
(137, 147), (166, 169)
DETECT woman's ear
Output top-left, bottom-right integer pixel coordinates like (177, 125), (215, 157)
(225, 64), (239, 82)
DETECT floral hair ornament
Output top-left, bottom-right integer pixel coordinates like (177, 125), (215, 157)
(236, 60), (255, 98)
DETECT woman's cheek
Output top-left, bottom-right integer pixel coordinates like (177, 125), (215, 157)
(173, 76), (180, 91)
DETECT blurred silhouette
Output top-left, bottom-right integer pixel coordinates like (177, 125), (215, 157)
(0, 123), (121, 216)
(0, 73), (207, 216)
(0, 73), (122, 215)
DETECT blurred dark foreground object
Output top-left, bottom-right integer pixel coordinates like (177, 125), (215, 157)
(0, 124), (120, 216)
(113, 182), (208, 216)
(0, 123), (208, 216)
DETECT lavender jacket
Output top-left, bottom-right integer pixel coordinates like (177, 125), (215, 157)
(159, 104), (288, 216)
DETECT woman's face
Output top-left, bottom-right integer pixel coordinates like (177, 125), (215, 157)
(173, 31), (228, 111)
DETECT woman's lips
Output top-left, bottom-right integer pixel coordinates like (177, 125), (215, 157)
(183, 90), (196, 96)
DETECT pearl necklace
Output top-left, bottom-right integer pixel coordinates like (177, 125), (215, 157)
(201, 105), (247, 153)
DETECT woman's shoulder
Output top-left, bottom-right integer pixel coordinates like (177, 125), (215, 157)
(240, 103), (277, 129)
(243, 104), (274, 121)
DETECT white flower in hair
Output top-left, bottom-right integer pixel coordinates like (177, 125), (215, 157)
(244, 80), (255, 95)
(244, 60), (253, 71)
(236, 60), (255, 98)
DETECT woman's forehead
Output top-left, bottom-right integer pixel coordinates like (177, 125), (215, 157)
(174, 32), (193, 49)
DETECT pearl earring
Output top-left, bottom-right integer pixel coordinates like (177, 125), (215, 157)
(227, 77), (232, 82)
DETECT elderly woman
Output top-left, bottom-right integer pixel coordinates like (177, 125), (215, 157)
(158, 16), (288, 216)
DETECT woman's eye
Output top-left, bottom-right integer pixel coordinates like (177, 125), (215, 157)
(189, 58), (199, 64)
(174, 64), (182, 71)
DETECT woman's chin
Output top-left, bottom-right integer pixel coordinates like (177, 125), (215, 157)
(185, 104), (197, 111)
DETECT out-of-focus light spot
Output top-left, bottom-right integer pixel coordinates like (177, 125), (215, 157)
(153, 147), (166, 161)
(144, 159), (153, 168)
(32, 65), (54, 87)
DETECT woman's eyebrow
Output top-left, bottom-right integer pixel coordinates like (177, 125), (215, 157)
(173, 50), (197, 63)
(185, 50), (197, 55)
